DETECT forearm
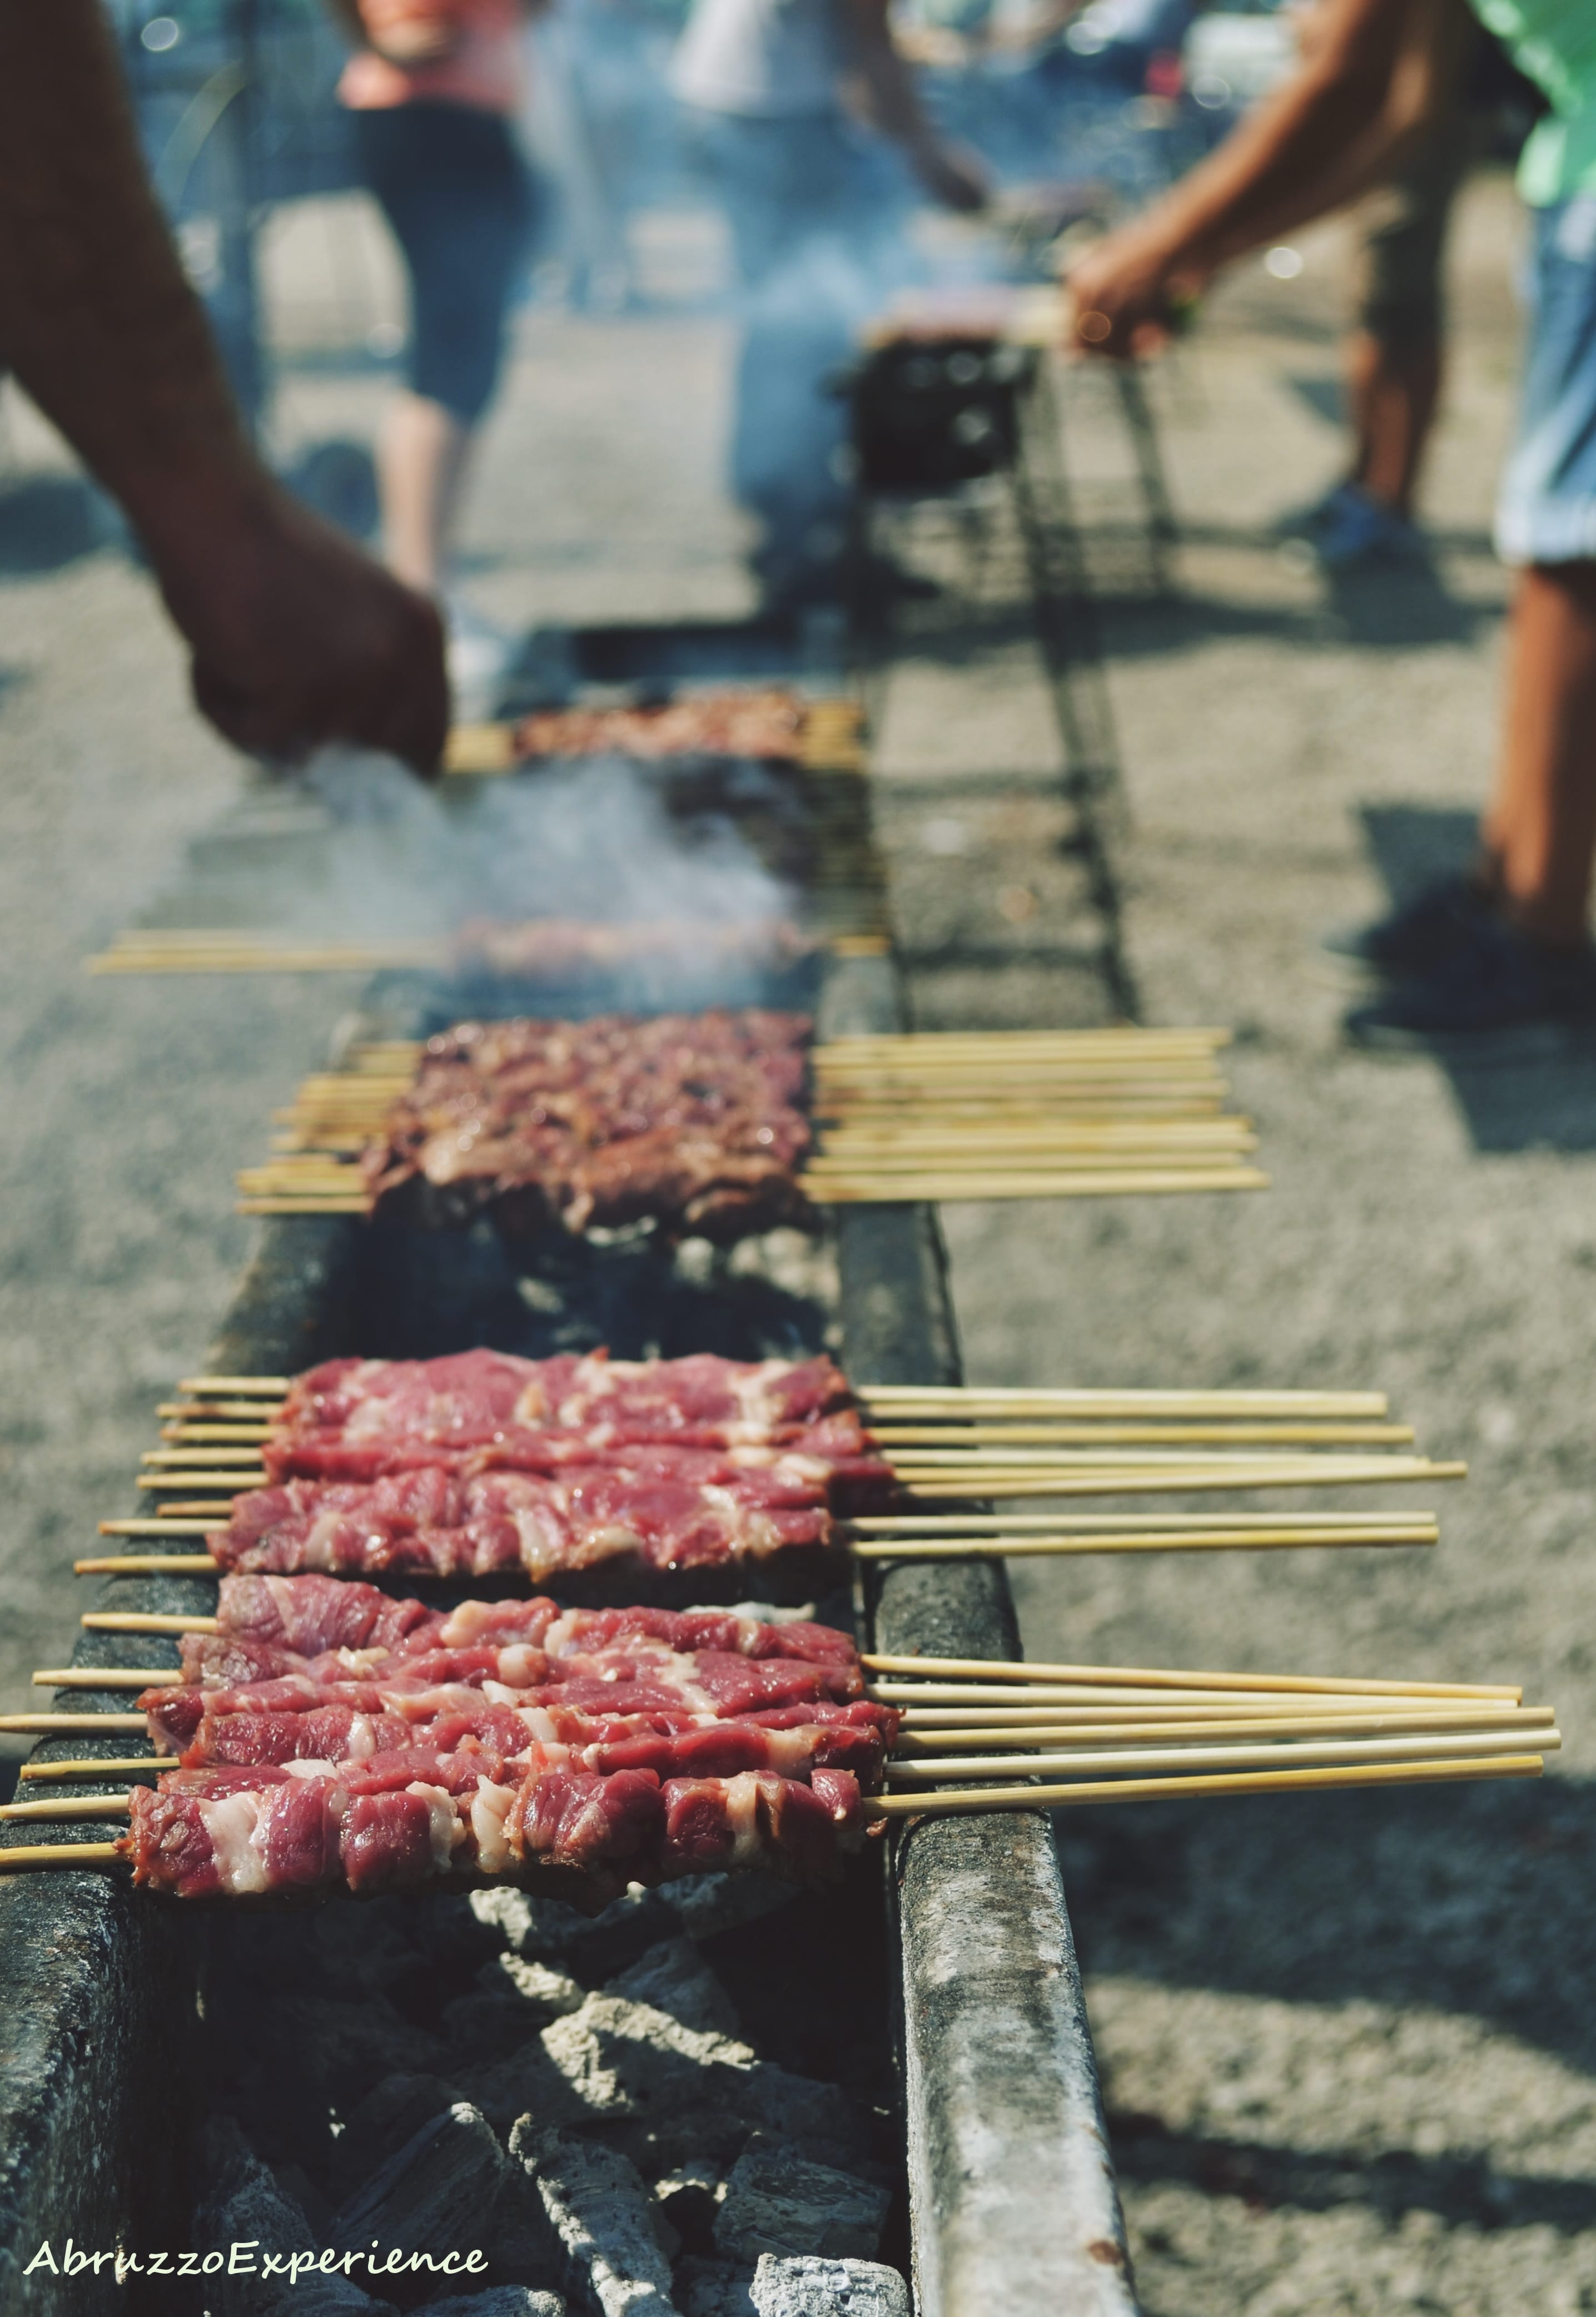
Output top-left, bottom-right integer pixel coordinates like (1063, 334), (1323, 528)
(1124, 0), (1457, 276)
(0, 1), (268, 559)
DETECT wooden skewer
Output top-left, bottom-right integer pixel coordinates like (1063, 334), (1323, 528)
(84, 1613), (215, 1636)
(179, 1376), (290, 1395)
(99, 1519), (219, 1536)
(76, 1556), (217, 1574)
(860, 1388), (1391, 1413)
(887, 1729), (1559, 1781)
(893, 1693), (1522, 1722)
(872, 1757), (1544, 1816)
(19, 1759), (160, 1783)
(866, 1424), (1414, 1447)
(862, 1653), (1519, 1698)
(0, 1714), (146, 1733)
(0, 1844), (123, 1870)
(33, 1670), (177, 1690)
(853, 1526), (1437, 1558)
(892, 1706), (1554, 1749)
(847, 1509), (1415, 1532)
(899, 1467), (1465, 1499)
(0, 1797), (132, 1823)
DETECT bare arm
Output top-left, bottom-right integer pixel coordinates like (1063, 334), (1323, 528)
(839, 0), (987, 211)
(1069, 0), (1472, 354)
(0, 0), (446, 769)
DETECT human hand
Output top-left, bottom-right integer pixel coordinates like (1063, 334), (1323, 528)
(1065, 226), (1204, 358)
(146, 469), (449, 775)
(911, 137), (990, 214)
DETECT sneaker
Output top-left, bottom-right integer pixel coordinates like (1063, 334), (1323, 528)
(1312, 483), (1426, 570)
(1322, 873), (1491, 978)
(1344, 913), (1596, 1049)
(1276, 479), (1359, 539)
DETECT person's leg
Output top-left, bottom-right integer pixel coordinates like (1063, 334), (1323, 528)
(354, 103), (534, 594)
(1481, 560), (1596, 945)
(376, 391), (474, 593)
(1340, 200), (1596, 1036)
(1344, 327), (1444, 516)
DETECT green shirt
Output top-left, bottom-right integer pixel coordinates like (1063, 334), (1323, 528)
(1470, 0), (1596, 203)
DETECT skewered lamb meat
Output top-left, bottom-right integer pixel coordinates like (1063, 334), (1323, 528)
(208, 1461), (845, 1588)
(263, 1349), (871, 1483)
(360, 1009), (814, 1240)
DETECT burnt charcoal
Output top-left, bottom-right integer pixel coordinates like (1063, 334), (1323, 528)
(470, 1885), (680, 1977)
(422, 2295), (566, 2316)
(440, 1953), (588, 2058)
(510, 2123), (678, 2317)
(749, 2255), (909, 2317)
(713, 2150), (889, 2265)
(604, 1942), (742, 2038)
(451, 2041), (594, 2138)
(223, 1994), (449, 2170)
(221, 1908), (432, 2003)
(326, 2076), (465, 2207)
(330, 2102), (561, 2310)
(652, 2161), (723, 2257)
(540, 1995), (864, 2169)
(196, 2122), (397, 2317)
(664, 1876), (798, 1944)
(675, 2260), (754, 2317)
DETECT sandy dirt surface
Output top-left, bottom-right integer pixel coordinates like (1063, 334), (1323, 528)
(0, 155), (1588, 2311)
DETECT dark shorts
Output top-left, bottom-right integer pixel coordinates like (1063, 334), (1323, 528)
(352, 101), (535, 424)
(1351, 102), (1491, 344)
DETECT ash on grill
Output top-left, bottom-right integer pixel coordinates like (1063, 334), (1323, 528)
(193, 1857), (906, 2315)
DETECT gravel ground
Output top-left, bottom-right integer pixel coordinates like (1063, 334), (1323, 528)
(0, 157), (1588, 2312)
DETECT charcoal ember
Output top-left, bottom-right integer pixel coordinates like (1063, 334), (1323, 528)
(674, 2260), (754, 2317)
(325, 2075), (464, 2207)
(217, 1992), (448, 2173)
(663, 1875), (799, 1944)
(330, 2102), (561, 2310)
(539, 1996), (863, 2167)
(440, 1955), (586, 2059)
(713, 2149), (889, 2264)
(604, 1941), (741, 2038)
(196, 2122), (396, 2317)
(423, 2295), (567, 2316)
(511, 2122), (680, 2317)
(750, 2256), (909, 2317)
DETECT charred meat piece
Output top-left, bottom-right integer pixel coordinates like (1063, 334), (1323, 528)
(360, 1008), (814, 1240)
(508, 690), (808, 766)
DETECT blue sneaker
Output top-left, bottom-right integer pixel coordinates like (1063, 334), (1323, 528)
(1344, 914), (1596, 1049)
(1322, 874), (1490, 978)
(1314, 484), (1426, 570)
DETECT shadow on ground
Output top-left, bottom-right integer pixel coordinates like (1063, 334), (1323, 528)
(1066, 1774), (1596, 2077)
(1359, 801), (1596, 1152)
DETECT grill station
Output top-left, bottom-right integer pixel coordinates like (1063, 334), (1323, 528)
(2, 652), (1554, 2316)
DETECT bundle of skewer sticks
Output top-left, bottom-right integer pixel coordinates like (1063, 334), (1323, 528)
(0, 1649), (1554, 1870)
(236, 1027), (1270, 1214)
(69, 1375), (1464, 1577)
(84, 927), (893, 979)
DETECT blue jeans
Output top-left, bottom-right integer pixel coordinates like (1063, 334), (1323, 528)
(1497, 195), (1596, 565)
(682, 108), (913, 589)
